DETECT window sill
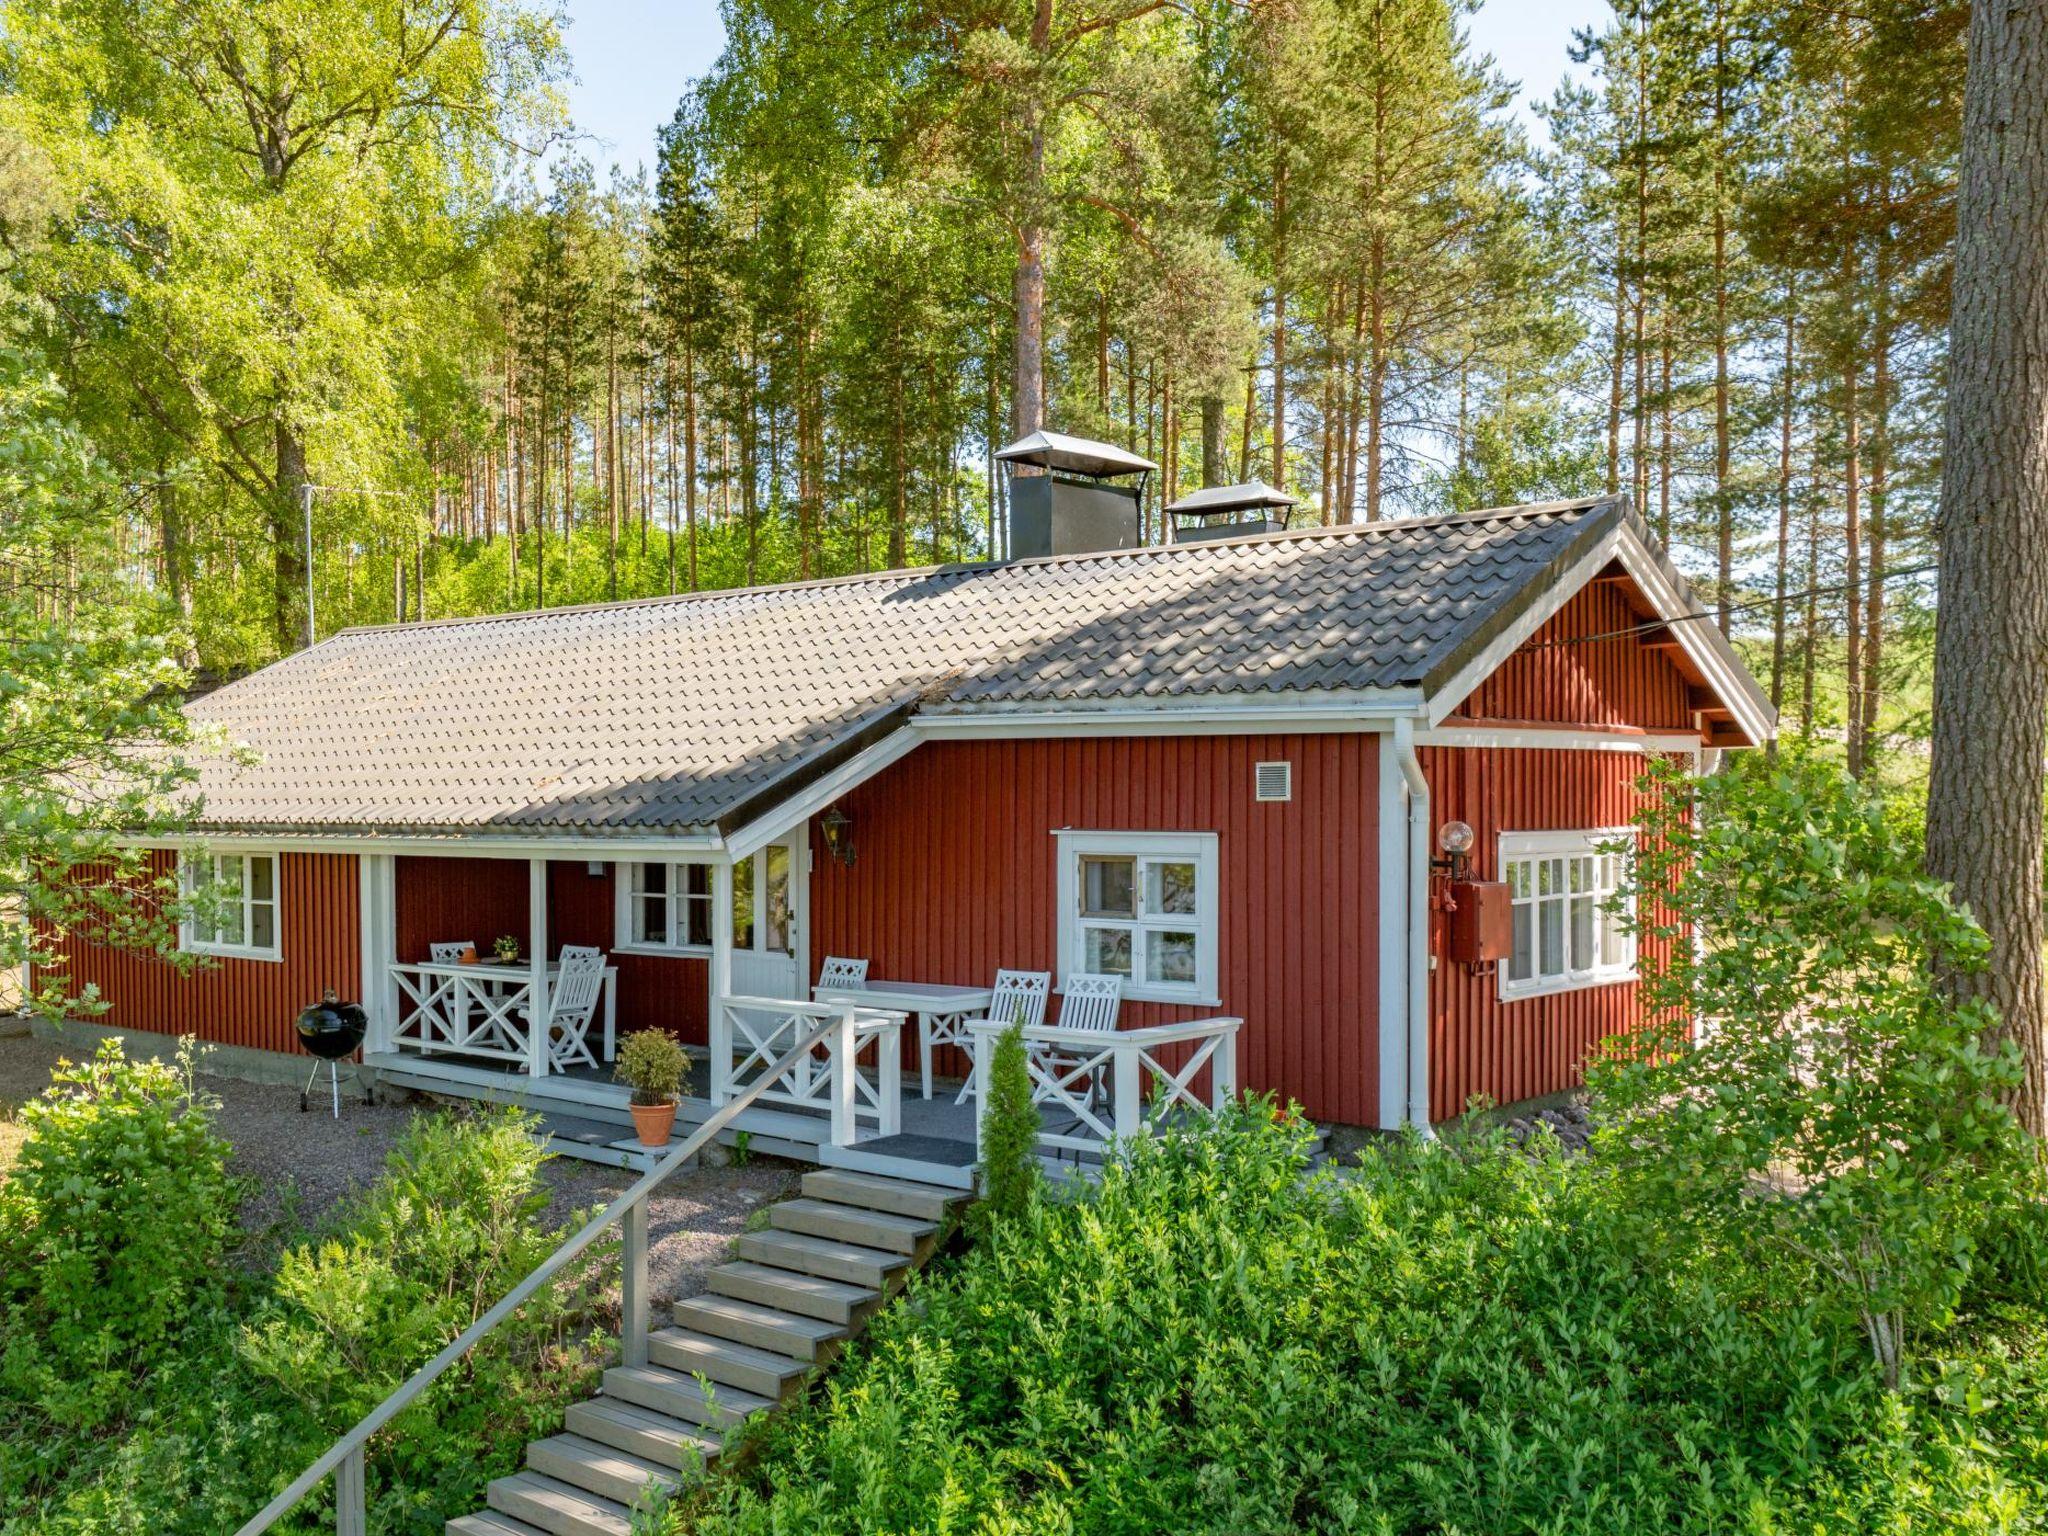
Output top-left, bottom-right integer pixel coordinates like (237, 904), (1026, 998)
(1499, 970), (1637, 1004)
(184, 943), (283, 964)
(610, 942), (713, 960)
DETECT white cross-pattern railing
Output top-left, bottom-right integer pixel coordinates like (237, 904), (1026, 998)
(388, 961), (534, 1065)
(710, 995), (906, 1144)
(968, 1016), (1242, 1157)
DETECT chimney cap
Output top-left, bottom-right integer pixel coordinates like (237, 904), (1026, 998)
(1164, 481), (1300, 516)
(994, 430), (1158, 479)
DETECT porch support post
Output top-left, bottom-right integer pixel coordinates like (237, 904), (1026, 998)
(358, 854), (397, 1054)
(828, 1002), (857, 1147)
(527, 857), (549, 1079)
(1112, 1039), (1143, 1141)
(1213, 1025), (1238, 1110)
(709, 859), (734, 1103)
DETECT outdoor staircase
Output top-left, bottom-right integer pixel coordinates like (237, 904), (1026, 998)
(446, 1168), (970, 1536)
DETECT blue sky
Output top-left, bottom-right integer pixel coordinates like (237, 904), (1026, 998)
(559, 0), (1608, 180)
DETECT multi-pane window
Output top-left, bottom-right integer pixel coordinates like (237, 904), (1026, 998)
(625, 861), (714, 950)
(180, 851), (280, 960)
(620, 850), (792, 955)
(1500, 830), (1634, 999)
(1057, 832), (1219, 1004)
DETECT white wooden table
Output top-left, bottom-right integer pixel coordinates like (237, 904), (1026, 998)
(812, 979), (993, 1100)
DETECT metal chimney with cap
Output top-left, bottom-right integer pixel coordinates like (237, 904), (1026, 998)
(995, 430), (1157, 558)
(1163, 481), (1299, 543)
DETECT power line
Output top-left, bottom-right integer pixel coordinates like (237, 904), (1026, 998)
(1524, 560), (1941, 652)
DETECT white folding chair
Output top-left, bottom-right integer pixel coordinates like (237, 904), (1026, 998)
(1035, 973), (1124, 1127)
(524, 946), (608, 1073)
(948, 968), (1052, 1104)
(421, 941), (474, 1050)
(816, 955), (870, 992)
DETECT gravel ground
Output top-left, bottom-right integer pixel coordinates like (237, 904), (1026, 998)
(0, 1032), (797, 1306)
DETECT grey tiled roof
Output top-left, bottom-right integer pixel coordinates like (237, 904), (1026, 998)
(182, 497), (1652, 836)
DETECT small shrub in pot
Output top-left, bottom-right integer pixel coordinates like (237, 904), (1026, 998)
(616, 1029), (689, 1147)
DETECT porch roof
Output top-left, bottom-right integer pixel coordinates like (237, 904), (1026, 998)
(180, 497), (1768, 837)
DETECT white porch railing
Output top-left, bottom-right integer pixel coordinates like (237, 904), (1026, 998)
(388, 962), (536, 1066)
(967, 1016), (1242, 1157)
(710, 995), (906, 1145)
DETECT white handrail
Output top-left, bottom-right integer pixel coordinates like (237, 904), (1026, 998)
(231, 1013), (847, 1536)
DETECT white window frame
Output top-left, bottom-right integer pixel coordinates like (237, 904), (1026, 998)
(1055, 830), (1221, 1006)
(178, 850), (283, 962)
(613, 858), (716, 956)
(1498, 828), (1636, 1002)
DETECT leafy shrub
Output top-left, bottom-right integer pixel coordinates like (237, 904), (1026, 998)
(0, 1037), (234, 1431)
(680, 1107), (2048, 1534)
(1592, 752), (2026, 1390)
(615, 1027), (689, 1106)
(976, 1020), (1038, 1228)
(239, 1106), (610, 1532)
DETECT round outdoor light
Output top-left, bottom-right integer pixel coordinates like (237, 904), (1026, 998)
(1438, 820), (1476, 857)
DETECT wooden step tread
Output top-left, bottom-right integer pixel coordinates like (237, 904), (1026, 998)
(736, 1228), (909, 1288)
(650, 1326), (814, 1397)
(526, 1433), (679, 1505)
(605, 1362), (774, 1428)
(486, 1470), (632, 1536)
(801, 1167), (966, 1220)
(708, 1260), (879, 1324)
(447, 1512), (550, 1536)
(674, 1291), (847, 1360)
(770, 1197), (936, 1254)
(563, 1396), (722, 1469)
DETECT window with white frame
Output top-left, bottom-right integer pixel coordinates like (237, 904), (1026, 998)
(620, 860), (715, 952)
(179, 851), (281, 960)
(1055, 831), (1220, 1004)
(1499, 830), (1634, 1000)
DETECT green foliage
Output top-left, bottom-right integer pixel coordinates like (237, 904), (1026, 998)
(0, 1038), (234, 1432)
(0, 343), (208, 1016)
(682, 1107), (2048, 1533)
(1591, 751), (2026, 1391)
(615, 1028), (689, 1107)
(975, 1021), (1039, 1229)
(239, 1108), (610, 1529)
(1, 1103), (608, 1536)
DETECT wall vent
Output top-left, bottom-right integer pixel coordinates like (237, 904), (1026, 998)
(1254, 761), (1293, 803)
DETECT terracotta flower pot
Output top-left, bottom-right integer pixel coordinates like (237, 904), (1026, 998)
(630, 1100), (677, 1148)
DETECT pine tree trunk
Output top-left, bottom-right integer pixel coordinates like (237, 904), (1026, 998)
(1926, 0), (2048, 1138)
(274, 420), (309, 653)
(1771, 298), (1797, 721)
(1200, 395), (1225, 488)
(1271, 156), (1288, 492)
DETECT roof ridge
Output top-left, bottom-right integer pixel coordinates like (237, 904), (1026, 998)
(316, 495), (1624, 643)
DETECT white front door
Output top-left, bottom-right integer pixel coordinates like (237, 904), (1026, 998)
(729, 834), (807, 1000)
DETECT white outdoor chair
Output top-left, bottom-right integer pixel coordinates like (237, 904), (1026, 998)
(816, 955), (870, 991)
(1034, 973), (1124, 1129)
(521, 945), (608, 1073)
(421, 941), (474, 1050)
(950, 968), (1052, 1104)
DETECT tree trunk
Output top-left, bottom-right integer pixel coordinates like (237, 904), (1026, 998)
(1770, 297), (1797, 721)
(274, 420), (309, 654)
(1200, 395), (1225, 488)
(1926, 0), (2048, 1138)
(1270, 156), (1288, 492)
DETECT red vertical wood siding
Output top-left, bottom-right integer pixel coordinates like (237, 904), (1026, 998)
(393, 856), (708, 1044)
(1426, 579), (1698, 1119)
(39, 850), (361, 1053)
(810, 734), (1381, 1127)
(1456, 581), (1694, 730)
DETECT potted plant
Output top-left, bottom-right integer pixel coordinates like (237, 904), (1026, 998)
(616, 1029), (689, 1147)
(492, 935), (521, 964)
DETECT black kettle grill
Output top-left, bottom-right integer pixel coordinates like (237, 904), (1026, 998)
(296, 989), (374, 1117)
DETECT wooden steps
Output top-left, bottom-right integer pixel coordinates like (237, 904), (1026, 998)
(447, 1169), (970, 1535)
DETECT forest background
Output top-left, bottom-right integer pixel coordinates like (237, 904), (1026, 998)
(0, 0), (1948, 801)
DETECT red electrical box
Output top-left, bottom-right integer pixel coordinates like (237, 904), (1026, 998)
(1445, 880), (1512, 965)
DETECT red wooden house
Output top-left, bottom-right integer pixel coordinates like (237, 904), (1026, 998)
(47, 486), (1771, 1184)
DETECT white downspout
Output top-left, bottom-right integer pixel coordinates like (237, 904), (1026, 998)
(1392, 717), (1434, 1136)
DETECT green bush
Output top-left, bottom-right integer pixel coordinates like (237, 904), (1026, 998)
(240, 1106), (611, 1532)
(677, 1107), (2048, 1534)
(1592, 751), (2026, 1391)
(0, 1037), (235, 1432)
(976, 1020), (1038, 1229)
